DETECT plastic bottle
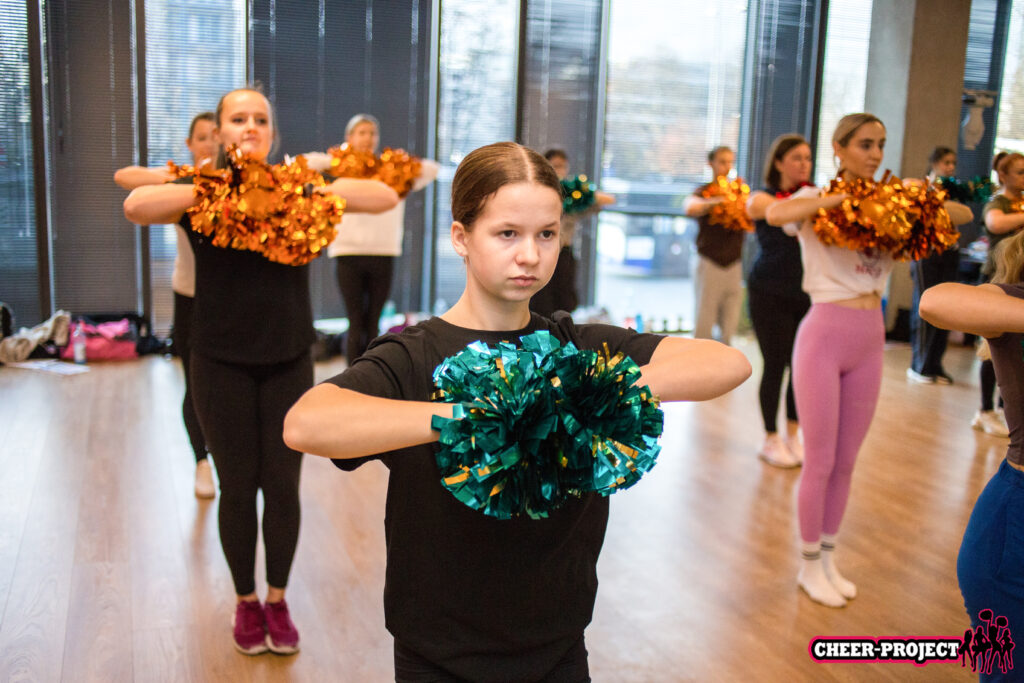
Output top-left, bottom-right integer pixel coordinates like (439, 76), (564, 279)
(72, 319), (87, 364)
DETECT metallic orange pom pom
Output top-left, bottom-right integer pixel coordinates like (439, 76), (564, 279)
(327, 144), (423, 198)
(699, 176), (754, 233)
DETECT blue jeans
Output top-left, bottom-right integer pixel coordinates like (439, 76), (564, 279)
(958, 459), (1024, 681)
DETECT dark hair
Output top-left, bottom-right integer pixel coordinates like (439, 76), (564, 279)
(451, 142), (562, 229)
(927, 146), (956, 175)
(762, 133), (809, 189)
(995, 152), (1024, 187)
(543, 148), (568, 162)
(188, 111), (215, 140)
(213, 85), (280, 167)
(993, 151), (1010, 174)
(708, 146), (732, 163)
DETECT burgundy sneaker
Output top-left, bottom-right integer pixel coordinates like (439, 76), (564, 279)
(231, 600), (268, 655)
(264, 599), (300, 654)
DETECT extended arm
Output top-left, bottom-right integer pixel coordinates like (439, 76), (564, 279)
(123, 183), (196, 225)
(919, 283), (1024, 338)
(114, 166), (174, 190)
(413, 159), (441, 191)
(637, 336), (751, 402)
(283, 385), (453, 460)
(986, 208), (1024, 235)
(746, 191), (774, 221)
(682, 194), (723, 217)
(323, 177), (400, 213)
(944, 200), (974, 226)
(765, 193), (845, 226)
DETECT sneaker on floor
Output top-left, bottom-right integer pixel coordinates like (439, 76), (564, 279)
(906, 368), (936, 384)
(194, 459), (216, 499)
(785, 433), (804, 464)
(758, 434), (800, 469)
(264, 599), (300, 654)
(934, 370), (954, 385)
(972, 410), (1010, 438)
(232, 600), (268, 655)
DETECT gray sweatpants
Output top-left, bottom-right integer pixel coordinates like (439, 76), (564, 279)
(694, 255), (743, 345)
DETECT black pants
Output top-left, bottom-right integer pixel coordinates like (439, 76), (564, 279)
(172, 292), (207, 463)
(393, 636), (590, 683)
(748, 286), (809, 433)
(190, 350), (311, 595)
(910, 248), (960, 376)
(530, 247), (579, 318)
(337, 255), (394, 362)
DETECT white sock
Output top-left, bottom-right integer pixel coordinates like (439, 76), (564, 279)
(821, 534), (857, 599)
(798, 541), (846, 607)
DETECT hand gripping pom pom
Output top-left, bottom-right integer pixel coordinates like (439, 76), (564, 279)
(171, 147), (344, 266)
(430, 331), (663, 519)
(813, 172), (959, 261)
(327, 144), (423, 198)
(700, 177), (754, 233)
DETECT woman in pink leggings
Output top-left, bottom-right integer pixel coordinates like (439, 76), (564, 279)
(767, 113), (972, 607)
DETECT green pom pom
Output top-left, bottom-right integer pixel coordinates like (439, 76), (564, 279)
(431, 331), (663, 519)
(560, 175), (597, 215)
(937, 176), (994, 204)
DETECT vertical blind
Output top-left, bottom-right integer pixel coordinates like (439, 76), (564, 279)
(0, 0), (39, 327)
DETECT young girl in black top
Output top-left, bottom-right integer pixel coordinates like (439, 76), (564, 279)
(123, 88), (398, 656)
(921, 230), (1024, 680)
(283, 142), (751, 681)
(115, 112), (219, 498)
(746, 134), (813, 468)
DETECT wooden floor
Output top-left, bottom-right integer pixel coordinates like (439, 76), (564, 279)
(0, 336), (999, 682)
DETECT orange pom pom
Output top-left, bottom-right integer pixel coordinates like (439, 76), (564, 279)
(700, 176), (753, 233)
(327, 144), (423, 198)
(182, 146), (344, 266)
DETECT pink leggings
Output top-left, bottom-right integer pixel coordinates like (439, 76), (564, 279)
(793, 303), (884, 543)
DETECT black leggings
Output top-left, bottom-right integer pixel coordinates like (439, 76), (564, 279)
(393, 636), (590, 683)
(190, 350), (311, 595)
(172, 292), (207, 463)
(910, 248), (959, 375)
(336, 255), (394, 362)
(748, 287), (809, 433)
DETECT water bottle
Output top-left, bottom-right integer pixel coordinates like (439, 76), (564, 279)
(71, 319), (87, 364)
(381, 300), (397, 328)
(635, 313), (644, 333)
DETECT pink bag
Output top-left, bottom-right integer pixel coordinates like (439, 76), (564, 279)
(60, 319), (138, 362)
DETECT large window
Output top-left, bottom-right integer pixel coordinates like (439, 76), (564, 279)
(813, 0), (873, 186)
(145, 0), (245, 335)
(996, 1), (1024, 151)
(431, 0), (519, 311)
(595, 0), (747, 327)
(0, 0), (40, 327)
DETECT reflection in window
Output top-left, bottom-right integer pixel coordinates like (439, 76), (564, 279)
(432, 0), (519, 311)
(813, 0), (873, 186)
(596, 0), (747, 327)
(0, 0), (40, 326)
(145, 0), (245, 335)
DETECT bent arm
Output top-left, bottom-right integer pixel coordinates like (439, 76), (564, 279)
(637, 337), (751, 401)
(746, 191), (774, 221)
(123, 183), (196, 225)
(324, 177), (400, 213)
(986, 209), (1024, 235)
(919, 283), (1024, 338)
(682, 194), (722, 217)
(283, 384), (453, 459)
(413, 159), (440, 191)
(944, 200), (974, 226)
(765, 194), (844, 226)
(114, 166), (174, 190)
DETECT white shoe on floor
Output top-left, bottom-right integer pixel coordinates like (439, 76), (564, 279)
(758, 434), (800, 468)
(785, 431), (804, 464)
(972, 410), (1010, 438)
(194, 459), (216, 498)
(906, 368), (936, 384)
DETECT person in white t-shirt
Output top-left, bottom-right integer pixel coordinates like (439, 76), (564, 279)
(767, 113), (972, 609)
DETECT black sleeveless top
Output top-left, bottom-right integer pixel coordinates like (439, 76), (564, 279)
(747, 186), (809, 302)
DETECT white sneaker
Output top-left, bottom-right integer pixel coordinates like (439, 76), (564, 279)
(759, 434), (800, 468)
(194, 459), (216, 498)
(906, 368), (936, 384)
(785, 431), (804, 464)
(972, 410), (1010, 438)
